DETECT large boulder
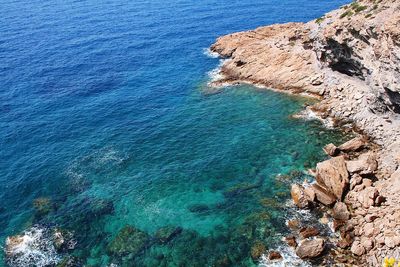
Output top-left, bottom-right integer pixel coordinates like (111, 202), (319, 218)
(316, 156), (349, 200)
(291, 184), (310, 209)
(346, 152), (378, 175)
(338, 137), (366, 153)
(311, 184), (336, 206)
(295, 238), (325, 259)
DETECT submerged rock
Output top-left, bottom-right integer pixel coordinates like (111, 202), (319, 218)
(155, 226), (182, 244)
(55, 256), (81, 267)
(316, 156), (349, 200)
(52, 228), (76, 252)
(187, 203), (210, 213)
(295, 238), (325, 259)
(33, 197), (53, 217)
(108, 225), (150, 256)
(250, 241), (267, 261)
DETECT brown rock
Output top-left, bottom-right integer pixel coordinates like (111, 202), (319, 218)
(346, 152), (378, 175)
(337, 233), (353, 249)
(285, 235), (297, 247)
(287, 220), (300, 230)
(312, 184), (336, 206)
(357, 187), (379, 209)
(323, 143), (338, 156)
(361, 237), (374, 252)
(291, 184), (309, 209)
(332, 202), (350, 221)
(316, 156), (349, 200)
(268, 251), (283, 260)
(363, 223), (375, 237)
(351, 241), (365, 256)
(332, 219), (346, 232)
(295, 238), (325, 259)
(350, 174), (363, 190)
(304, 186), (316, 202)
(338, 137), (366, 153)
(299, 227), (320, 238)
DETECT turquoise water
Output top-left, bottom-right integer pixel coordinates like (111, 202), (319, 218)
(0, 0), (349, 266)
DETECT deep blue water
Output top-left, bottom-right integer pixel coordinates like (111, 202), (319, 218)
(1, 0), (350, 266)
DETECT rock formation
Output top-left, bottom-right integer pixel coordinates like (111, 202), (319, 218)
(211, 0), (400, 265)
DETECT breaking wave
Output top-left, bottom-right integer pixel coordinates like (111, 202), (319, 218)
(5, 226), (61, 267)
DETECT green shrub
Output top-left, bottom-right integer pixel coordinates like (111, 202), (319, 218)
(340, 10), (354, 18)
(349, 2), (367, 13)
(316, 16), (325, 24)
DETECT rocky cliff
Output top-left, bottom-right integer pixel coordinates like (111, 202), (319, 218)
(211, 0), (400, 265)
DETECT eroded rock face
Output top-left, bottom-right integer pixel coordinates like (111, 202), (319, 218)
(210, 23), (324, 95)
(316, 156), (349, 200)
(295, 238), (325, 259)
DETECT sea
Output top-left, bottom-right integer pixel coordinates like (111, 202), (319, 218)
(0, 0), (350, 266)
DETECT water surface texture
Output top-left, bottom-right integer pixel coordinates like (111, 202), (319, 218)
(1, 0), (349, 266)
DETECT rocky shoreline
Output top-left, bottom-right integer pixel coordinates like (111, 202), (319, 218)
(210, 0), (400, 266)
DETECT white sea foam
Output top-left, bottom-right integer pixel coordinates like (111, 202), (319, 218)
(202, 47), (220, 58)
(207, 59), (226, 82)
(5, 226), (60, 267)
(258, 245), (311, 267)
(294, 107), (334, 129)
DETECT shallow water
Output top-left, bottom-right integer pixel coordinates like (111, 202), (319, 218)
(1, 0), (350, 266)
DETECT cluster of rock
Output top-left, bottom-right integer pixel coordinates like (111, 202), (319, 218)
(210, 0), (400, 265)
(289, 136), (400, 265)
